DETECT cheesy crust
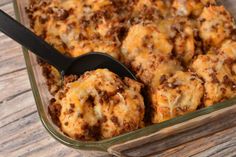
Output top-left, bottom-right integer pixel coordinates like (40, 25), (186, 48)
(191, 53), (236, 106)
(198, 6), (234, 48)
(121, 24), (182, 85)
(172, 0), (216, 17)
(26, 0), (236, 140)
(49, 69), (145, 140)
(151, 71), (204, 123)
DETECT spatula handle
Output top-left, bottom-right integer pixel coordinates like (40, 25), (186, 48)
(0, 10), (72, 72)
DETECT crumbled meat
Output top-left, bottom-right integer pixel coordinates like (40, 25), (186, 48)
(27, 0), (236, 140)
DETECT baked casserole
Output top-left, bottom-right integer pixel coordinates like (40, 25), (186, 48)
(26, 0), (236, 140)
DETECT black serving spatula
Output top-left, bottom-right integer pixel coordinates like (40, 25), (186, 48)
(0, 10), (136, 79)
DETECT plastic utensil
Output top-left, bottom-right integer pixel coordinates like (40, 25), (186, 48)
(0, 10), (136, 79)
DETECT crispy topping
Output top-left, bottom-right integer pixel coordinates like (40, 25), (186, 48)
(28, 0), (236, 140)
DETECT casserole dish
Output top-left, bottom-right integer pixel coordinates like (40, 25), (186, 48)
(13, 0), (236, 156)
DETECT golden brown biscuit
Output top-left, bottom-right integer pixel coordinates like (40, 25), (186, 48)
(198, 6), (234, 48)
(154, 16), (202, 65)
(49, 69), (145, 140)
(151, 71), (204, 123)
(219, 40), (236, 75)
(172, 0), (216, 17)
(121, 24), (182, 85)
(122, 24), (173, 56)
(174, 28), (195, 64)
(191, 54), (236, 106)
(172, 17), (197, 64)
(219, 40), (236, 60)
(132, 0), (172, 23)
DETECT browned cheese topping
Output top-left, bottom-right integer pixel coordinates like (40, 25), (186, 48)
(27, 0), (236, 140)
(49, 69), (144, 140)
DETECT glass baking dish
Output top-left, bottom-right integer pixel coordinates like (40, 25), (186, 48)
(13, 0), (236, 156)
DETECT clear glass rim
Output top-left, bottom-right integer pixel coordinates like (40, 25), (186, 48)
(13, 0), (236, 151)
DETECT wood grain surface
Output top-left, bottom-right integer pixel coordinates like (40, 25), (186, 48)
(1, 1), (236, 157)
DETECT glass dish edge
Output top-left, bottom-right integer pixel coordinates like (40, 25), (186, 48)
(13, 0), (236, 152)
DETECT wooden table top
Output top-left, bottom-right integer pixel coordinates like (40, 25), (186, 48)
(1, 1), (236, 157)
